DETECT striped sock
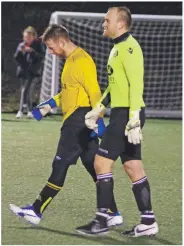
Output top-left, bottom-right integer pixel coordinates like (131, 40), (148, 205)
(132, 176), (148, 186)
(141, 210), (156, 225)
(96, 172), (113, 214)
(97, 172), (113, 180)
(33, 182), (62, 214)
(132, 176), (156, 225)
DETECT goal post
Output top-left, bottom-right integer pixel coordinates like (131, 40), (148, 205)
(40, 11), (182, 118)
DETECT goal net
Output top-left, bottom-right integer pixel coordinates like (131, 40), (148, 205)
(40, 12), (182, 118)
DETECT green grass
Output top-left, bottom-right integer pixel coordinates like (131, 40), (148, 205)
(2, 113), (182, 245)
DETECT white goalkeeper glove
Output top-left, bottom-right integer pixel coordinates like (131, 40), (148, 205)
(125, 109), (143, 145)
(85, 103), (105, 130)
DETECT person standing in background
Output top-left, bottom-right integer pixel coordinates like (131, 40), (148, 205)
(14, 26), (45, 118)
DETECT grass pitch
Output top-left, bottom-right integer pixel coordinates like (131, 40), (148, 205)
(2, 113), (182, 245)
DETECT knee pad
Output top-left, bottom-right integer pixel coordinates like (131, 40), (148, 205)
(48, 157), (69, 187)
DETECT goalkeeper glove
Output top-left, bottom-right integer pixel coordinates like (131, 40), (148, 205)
(85, 103), (105, 130)
(90, 118), (106, 138)
(32, 98), (56, 121)
(125, 109), (143, 145)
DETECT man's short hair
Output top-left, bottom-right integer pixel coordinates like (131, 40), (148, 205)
(109, 6), (132, 30)
(23, 26), (37, 37)
(41, 24), (70, 42)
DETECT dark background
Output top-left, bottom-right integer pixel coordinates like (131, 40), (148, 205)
(1, 1), (182, 112)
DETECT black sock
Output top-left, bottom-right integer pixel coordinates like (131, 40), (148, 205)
(33, 182), (61, 214)
(96, 173), (113, 214)
(140, 211), (155, 225)
(132, 176), (155, 225)
(109, 194), (118, 214)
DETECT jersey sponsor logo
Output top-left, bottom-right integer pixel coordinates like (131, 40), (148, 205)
(113, 50), (118, 57)
(107, 65), (113, 76)
(128, 47), (133, 54)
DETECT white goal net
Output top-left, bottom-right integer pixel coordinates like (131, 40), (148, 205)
(40, 11), (182, 118)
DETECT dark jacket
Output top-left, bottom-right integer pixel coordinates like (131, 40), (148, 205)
(14, 38), (45, 78)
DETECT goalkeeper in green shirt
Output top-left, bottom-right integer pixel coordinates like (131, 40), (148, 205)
(76, 6), (159, 237)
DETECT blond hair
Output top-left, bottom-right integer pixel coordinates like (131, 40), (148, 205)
(23, 26), (37, 38)
(41, 24), (70, 42)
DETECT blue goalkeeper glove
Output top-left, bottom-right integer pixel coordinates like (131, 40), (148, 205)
(32, 98), (56, 121)
(90, 118), (106, 138)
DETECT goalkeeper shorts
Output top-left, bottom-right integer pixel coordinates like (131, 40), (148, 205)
(97, 107), (145, 163)
(54, 107), (99, 169)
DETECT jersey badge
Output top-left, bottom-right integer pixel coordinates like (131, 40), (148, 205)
(128, 47), (133, 54)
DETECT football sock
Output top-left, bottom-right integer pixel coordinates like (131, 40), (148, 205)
(109, 194), (118, 214)
(96, 173), (113, 214)
(132, 176), (155, 225)
(33, 182), (62, 214)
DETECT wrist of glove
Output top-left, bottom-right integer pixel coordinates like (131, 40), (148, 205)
(85, 103), (105, 130)
(90, 118), (106, 139)
(32, 98), (56, 121)
(125, 110), (143, 145)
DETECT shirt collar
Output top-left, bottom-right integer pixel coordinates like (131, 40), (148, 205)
(113, 32), (130, 44)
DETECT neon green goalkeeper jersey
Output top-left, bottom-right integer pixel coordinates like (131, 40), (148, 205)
(101, 32), (145, 110)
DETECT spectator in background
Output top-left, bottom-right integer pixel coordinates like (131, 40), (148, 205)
(14, 26), (45, 119)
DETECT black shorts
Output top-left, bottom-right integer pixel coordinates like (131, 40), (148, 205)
(97, 107), (145, 164)
(55, 107), (99, 168)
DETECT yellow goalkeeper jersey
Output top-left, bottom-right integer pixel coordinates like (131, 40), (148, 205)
(53, 47), (101, 121)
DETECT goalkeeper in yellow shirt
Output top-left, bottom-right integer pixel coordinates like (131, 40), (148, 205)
(76, 7), (159, 237)
(9, 24), (122, 227)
